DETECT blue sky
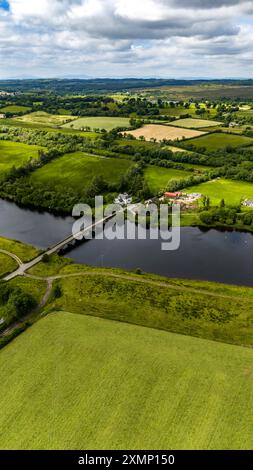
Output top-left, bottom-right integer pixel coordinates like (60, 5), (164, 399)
(1, 0), (253, 79)
(0, 1), (10, 10)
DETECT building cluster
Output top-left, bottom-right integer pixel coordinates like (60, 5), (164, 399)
(161, 191), (202, 208)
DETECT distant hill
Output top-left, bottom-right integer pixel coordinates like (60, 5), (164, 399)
(1, 78), (253, 94)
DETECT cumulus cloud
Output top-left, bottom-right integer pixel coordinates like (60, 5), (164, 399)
(0, 0), (253, 78)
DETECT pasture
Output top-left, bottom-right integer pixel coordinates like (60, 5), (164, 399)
(0, 236), (40, 262)
(127, 124), (205, 142)
(184, 178), (253, 205)
(186, 132), (253, 151)
(16, 111), (77, 127)
(0, 105), (31, 114)
(63, 117), (131, 131)
(30, 152), (132, 192)
(0, 312), (252, 449)
(145, 166), (189, 193)
(0, 140), (43, 176)
(171, 118), (222, 129)
(0, 253), (17, 278)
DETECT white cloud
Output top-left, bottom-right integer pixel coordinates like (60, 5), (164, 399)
(0, 0), (253, 78)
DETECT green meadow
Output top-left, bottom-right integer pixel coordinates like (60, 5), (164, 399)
(171, 118), (222, 129)
(30, 152), (132, 192)
(0, 253), (17, 278)
(16, 111), (77, 127)
(184, 178), (253, 205)
(0, 236), (40, 262)
(63, 116), (131, 131)
(0, 140), (43, 176)
(0, 312), (252, 450)
(0, 105), (31, 114)
(186, 132), (253, 151)
(144, 165), (189, 193)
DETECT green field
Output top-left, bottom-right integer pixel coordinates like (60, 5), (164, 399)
(16, 111), (77, 127)
(160, 103), (218, 118)
(1, 118), (98, 137)
(0, 236), (40, 262)
(186, 132), (253, 151)
(145, 165), (189, 193)
(0, 312), (252, 450)
(63, 116), (131, 131)
(0, 253), (17, 278)
(0, 140), (43, 176)
(0, 105), (31, 114)
(30, 152), (133, 192)
(171, 118), (222, 129)
(185, 178), (253, 205)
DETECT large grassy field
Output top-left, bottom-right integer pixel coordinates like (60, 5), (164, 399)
(63, 116), (131, 131)
(30, 152), (132, 192)
(127, 124), (205, 142)
(184, 178), (253, 205)
(16, 111), (77, 127)
(0, 312), (252, 450)
(171, 118), (222, 129)
(0, 140), (43, 176)
(144, 165), (189, 193)
(186, 132), (253, 151)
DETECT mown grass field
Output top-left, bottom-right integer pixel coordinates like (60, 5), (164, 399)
(127, 124), (205, 142)
(184, 178), (253, 205)
(16, 111), (77, 127)
(144, 165), (189, 193)
(171, 118), (222, 129)
(0, 105), (31, 113)
(63, 116), (131, 131)
(0, 140), (43, 176)
(186, 132), (253, 151)
(30, 152), (133, 192)
(0, 312), (252, 450)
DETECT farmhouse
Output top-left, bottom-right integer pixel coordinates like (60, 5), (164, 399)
(243, 198), (253, 208)
(0, 113), (5, 119)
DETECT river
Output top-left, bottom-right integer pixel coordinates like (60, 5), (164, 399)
(0, 198), (253, 286)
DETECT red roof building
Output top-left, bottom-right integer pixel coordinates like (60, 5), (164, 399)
(164, 192), (182, 198)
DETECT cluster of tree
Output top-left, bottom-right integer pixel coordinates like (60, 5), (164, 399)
(0, 283), (37, 330)
(166, 172), (221, 193)
(199, 199), (253, 229)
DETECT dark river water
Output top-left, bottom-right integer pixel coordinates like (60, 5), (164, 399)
(1, 199), (253, 286)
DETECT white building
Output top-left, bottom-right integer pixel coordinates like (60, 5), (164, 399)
(114, 193), (132, 205)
